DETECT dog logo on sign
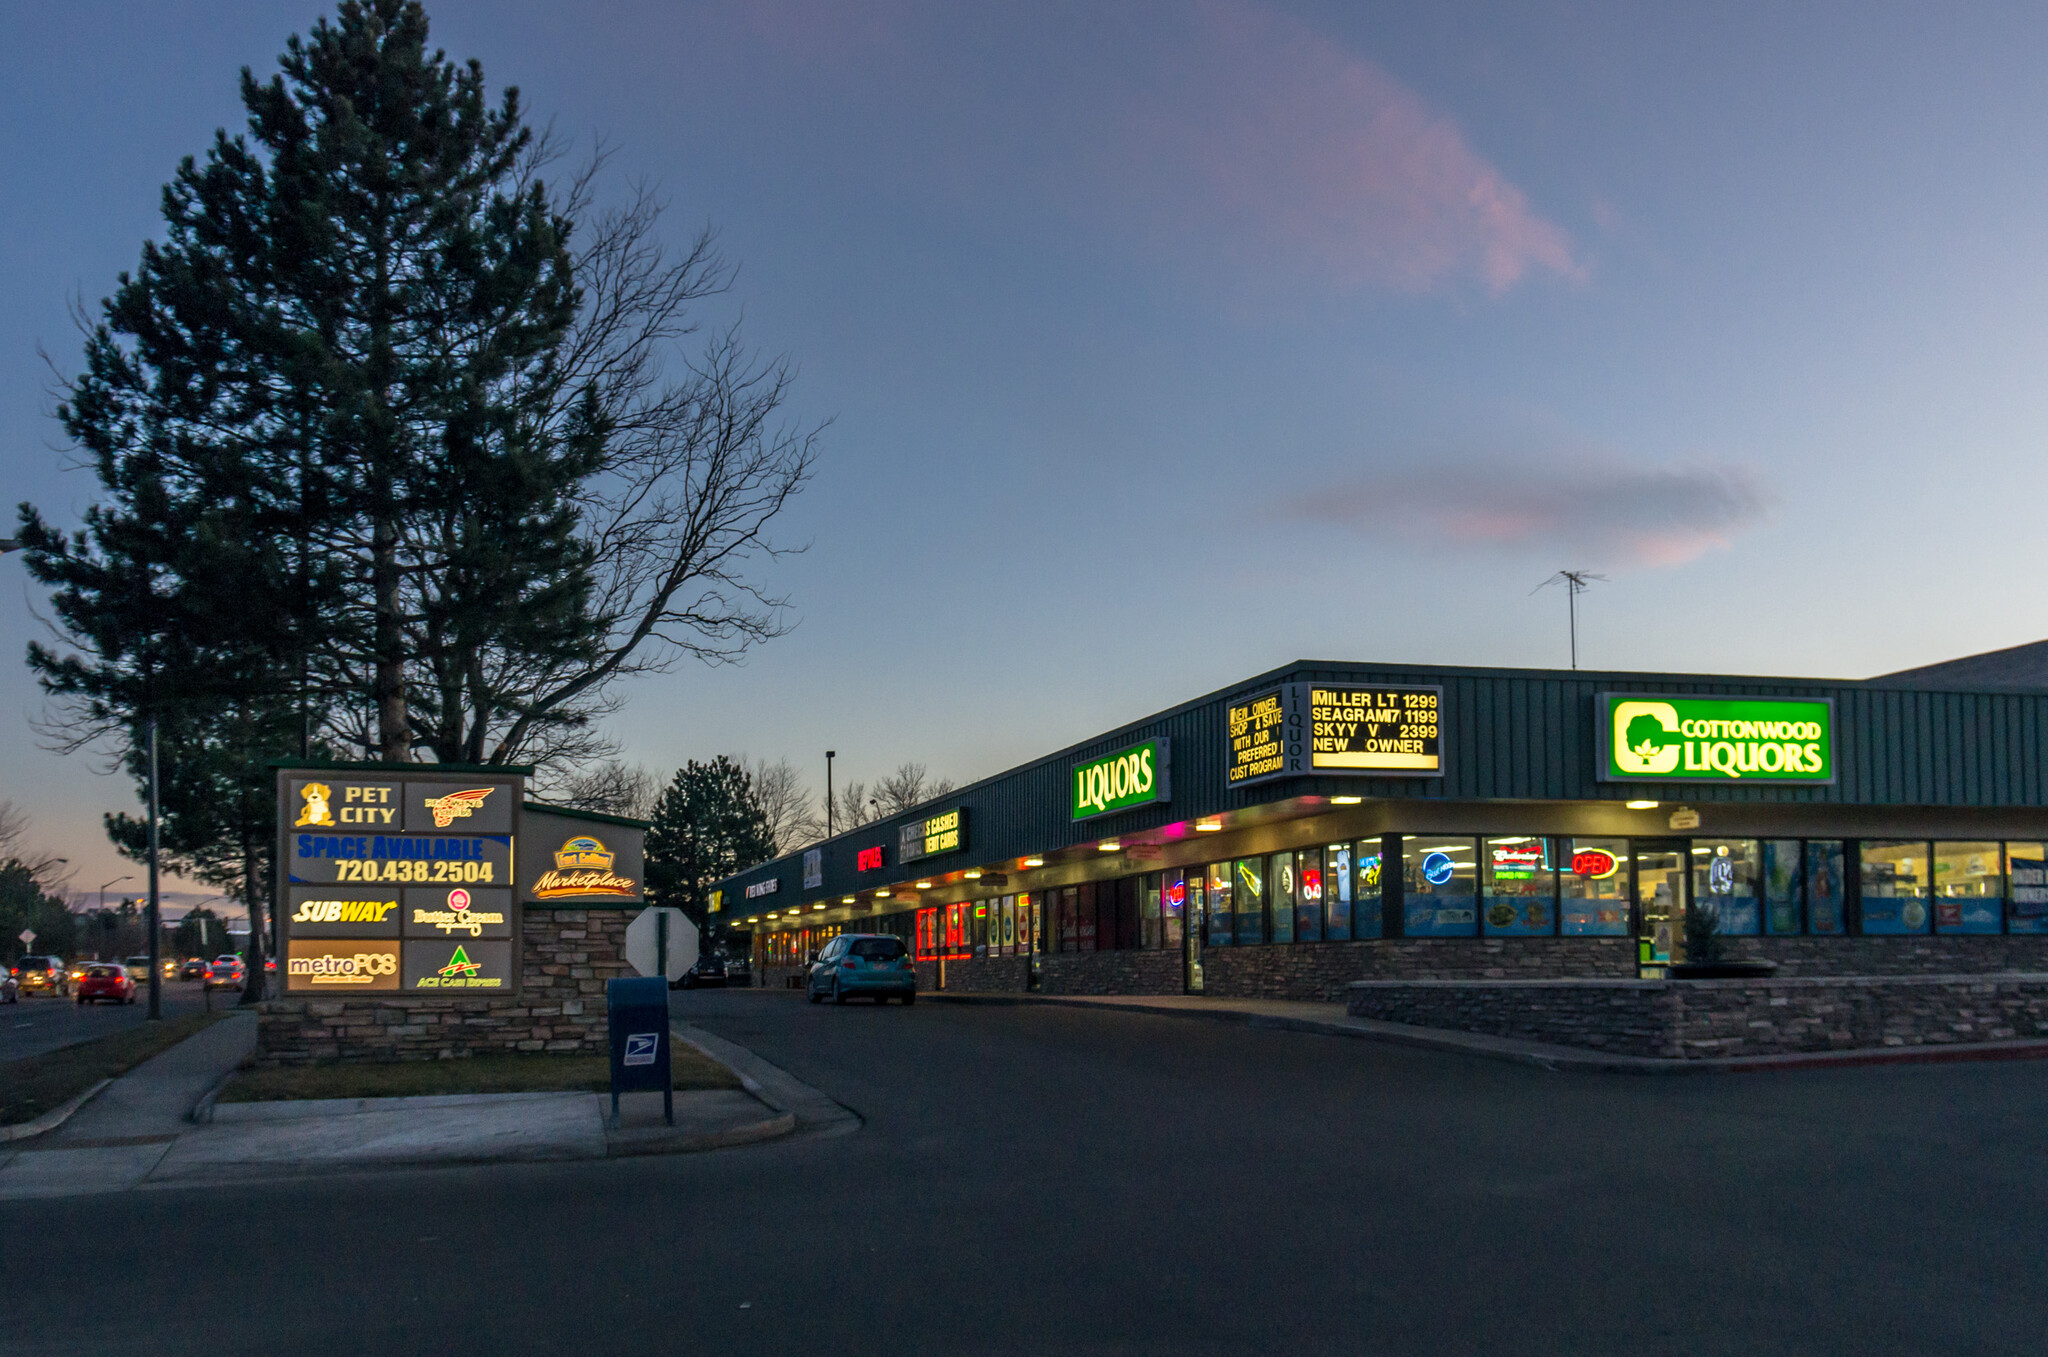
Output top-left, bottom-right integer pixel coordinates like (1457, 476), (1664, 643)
(623, 1033), (659, 1067)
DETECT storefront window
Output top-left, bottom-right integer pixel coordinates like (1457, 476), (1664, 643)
(1402, 837), (1478, 937)
(1207, 864), (1233, 946)
(1482, 836), (1555, 936)
(1077, 883), (1099, 951)
(1763, 841), (1802, 934)
(2007, 844), (2048, 935)
(1806, 841), (1846, 934)
(1933, 843), (2001, 934)
(1324, 844), (1353, 940)
(1859, 840), (1930, 934)
(1003, 895), (1018, 953)
(1161, 871), (1186, 948)
(1560, 838), (1629, 936)
(1264, 855), (1291, 944)
(1354, 842), (1384, 939)
(1140, 874), (1162, 949)
(1691, 839), (1761, 936)
(1235, 857), (1267, 945)
(1058, 887), (1079, 952)
(1291, 850), (1321, 942)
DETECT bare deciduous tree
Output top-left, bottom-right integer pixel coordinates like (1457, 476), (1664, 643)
(471, 157), (822, 769)
(0, 799), (70, 886)
(872, 762), (958, 817)
(543, 759), (661, 821)
(746, 756), (823, 854)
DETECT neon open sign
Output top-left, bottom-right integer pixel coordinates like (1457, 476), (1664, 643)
(1571, 848), (1619, 879)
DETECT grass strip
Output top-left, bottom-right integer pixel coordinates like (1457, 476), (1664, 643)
(1, 1012), (231, 1127)
(219, 1046), (740, 1102)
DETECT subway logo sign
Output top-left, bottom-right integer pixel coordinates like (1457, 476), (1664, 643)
(1598, 694), (1834, 783)
(1071, 738), (1171, 821)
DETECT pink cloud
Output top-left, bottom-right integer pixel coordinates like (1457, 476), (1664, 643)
(1115, 0), (1584, 294)
(1289, 458), (1768, 567)
(721, 0), (1582, 296)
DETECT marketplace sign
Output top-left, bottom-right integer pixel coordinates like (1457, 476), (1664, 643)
(1072, 738), (1171, 821)
(1598, 694), (1835, 784)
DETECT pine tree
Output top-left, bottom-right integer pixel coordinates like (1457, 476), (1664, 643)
(645, 757), (776, 937)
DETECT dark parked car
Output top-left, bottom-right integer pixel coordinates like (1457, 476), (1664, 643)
(807, 933), (916, 1005)
(179, 958), (207, 981)
(674, 955), (728, 991)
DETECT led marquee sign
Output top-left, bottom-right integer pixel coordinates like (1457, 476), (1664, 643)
(1226, 683), (1443, 786)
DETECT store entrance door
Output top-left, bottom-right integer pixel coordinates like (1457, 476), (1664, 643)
(1182, 873), (1205, 994)
(1633, 840), (1690, 976)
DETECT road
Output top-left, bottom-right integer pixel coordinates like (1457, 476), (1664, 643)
(4, 988), (2047, 1355)
(1, 980), (226, 1061)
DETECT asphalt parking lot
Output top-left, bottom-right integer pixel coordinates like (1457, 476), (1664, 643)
(3, 988), (2045, 1355)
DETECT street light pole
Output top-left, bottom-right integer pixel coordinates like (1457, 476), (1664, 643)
(147, 717), (161, 1020)
(825, 751), (835, 838)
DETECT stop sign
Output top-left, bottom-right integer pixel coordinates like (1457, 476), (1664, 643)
(623, 907), (697, 982)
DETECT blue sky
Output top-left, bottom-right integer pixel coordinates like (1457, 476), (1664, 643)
(5, 1), (2046, 906)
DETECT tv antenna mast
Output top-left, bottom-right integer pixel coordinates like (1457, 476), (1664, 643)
(1534, 569), (1606, 670)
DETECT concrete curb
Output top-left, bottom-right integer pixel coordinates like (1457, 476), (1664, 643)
(208, 1090), (584, 1124)
(606, 1109), (797, 1158)
(924, 992), (2048, 1075)
(673, 1021), (862, 1137)
(0, 1079), (114, 1143)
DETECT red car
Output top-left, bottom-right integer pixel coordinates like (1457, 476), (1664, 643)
(76, 962), (137, 1005)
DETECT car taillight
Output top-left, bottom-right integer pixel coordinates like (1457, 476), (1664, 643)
(841, 959), (857, 968)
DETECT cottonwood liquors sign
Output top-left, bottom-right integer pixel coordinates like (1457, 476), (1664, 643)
(1597, 694), (1835, 783)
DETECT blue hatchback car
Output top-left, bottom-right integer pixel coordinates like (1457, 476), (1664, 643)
(807, 933), (916, 1005)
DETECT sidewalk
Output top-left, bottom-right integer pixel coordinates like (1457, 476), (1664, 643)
(927, 990), (2048, 1074)
(0, 1017), (822, 1199)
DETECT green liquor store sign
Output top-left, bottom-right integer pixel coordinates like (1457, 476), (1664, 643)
(1597, 694), (1835, 784)
(1071, 738), (1171, 821)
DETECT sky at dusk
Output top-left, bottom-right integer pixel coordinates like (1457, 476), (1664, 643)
(4, 1), (2047, 909)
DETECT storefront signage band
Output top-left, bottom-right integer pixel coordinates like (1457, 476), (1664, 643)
(1071, 738), (1171, 820)
(1597, 694), (1835, 784)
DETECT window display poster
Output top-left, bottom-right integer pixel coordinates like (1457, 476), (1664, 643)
(1763, 839), (1802, 935)
(1806, 841), (1845, 934)
(1325, 845), (1352, 939)
(2008, 846), (2048, 935)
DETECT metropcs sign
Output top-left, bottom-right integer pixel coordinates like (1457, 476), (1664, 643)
(1071, 738), (1171, 821)
(1597, 694), (1835, 783)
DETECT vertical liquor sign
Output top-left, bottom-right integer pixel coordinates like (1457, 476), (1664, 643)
(277, 765), (525, 997)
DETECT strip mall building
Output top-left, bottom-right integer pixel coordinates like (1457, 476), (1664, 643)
(716, 659), (2048, 1000)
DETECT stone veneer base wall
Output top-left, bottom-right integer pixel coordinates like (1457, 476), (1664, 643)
(255, 909), (635, 1064)
(1347, 973), (2048, 1059)
(784, 936), (2048, 1007)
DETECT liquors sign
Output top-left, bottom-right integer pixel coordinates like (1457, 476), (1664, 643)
(1071, 738), (1170, 821)
(1598, 694), (1835, 783)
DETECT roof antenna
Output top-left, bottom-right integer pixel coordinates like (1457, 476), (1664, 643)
(1534, 570), (1607, 670)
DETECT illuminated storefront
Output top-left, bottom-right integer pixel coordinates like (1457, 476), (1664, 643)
(720, 663), (2048, 995)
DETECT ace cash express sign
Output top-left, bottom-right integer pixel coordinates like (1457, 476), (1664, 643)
(1597, 694), (1835, 784)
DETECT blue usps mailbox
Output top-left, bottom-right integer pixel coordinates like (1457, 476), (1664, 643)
(606, 975), (672, 1128)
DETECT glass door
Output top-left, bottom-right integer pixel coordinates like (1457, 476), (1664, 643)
(1633, 840), (1690, 976)
(1182, 870), (1205, 993)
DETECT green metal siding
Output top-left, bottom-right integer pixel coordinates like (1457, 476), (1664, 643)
(718, 660), (2048, 904)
